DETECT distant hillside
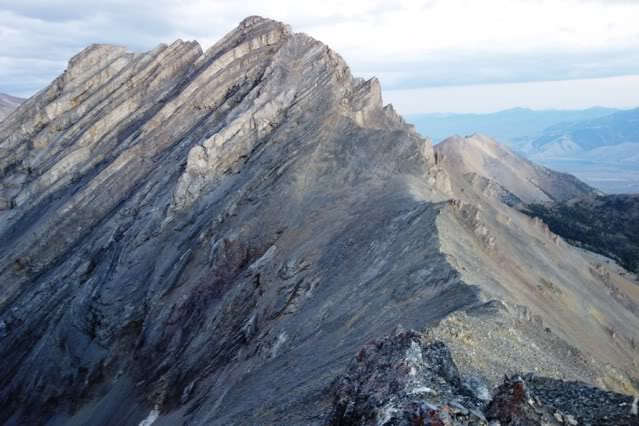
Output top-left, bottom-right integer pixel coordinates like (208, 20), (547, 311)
(436, 135), (639, 271)
(436, 132), (639, 271)
(0, 93), (25, 122)
(407, 107), (638, 194)
(435, 134), (600, 203)
(520, 194), (639, 272)
(406, 107), (617, 143)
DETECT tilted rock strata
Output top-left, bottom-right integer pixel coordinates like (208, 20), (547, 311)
(0, 16), (456, 425)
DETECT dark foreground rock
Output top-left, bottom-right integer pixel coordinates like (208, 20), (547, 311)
(328, 330), (639, 425)
(329, 329), (485, 425)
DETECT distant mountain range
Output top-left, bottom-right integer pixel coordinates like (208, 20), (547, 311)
(408, 107), (639, 194)
(514, 108), (639, 194)
(517, 107), (639, 153)
(406, 107), (618, 143)
(0, 93), (25, 122)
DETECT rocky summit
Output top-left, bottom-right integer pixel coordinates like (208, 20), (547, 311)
(0, 16), (638, 425)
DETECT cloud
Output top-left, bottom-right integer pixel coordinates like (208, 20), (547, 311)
(385, 75), (639, 114)
(1, 0), (639, 105)
(358, 46), (639, 90)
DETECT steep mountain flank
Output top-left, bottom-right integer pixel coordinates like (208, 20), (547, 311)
(434, 134), (600, 203)
(521, 194), (639, 273)
(0, 93), (25, 122)
(0, 16), (637, 425)
(433, 181), (639, 391)
(0, 17), (465, 424)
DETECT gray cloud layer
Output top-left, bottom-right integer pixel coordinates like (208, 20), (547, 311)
(1, 0), (639, 99)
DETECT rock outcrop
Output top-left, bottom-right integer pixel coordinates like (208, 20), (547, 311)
(0, 16), (637, 426)
(329, 329), (487, 425)
(329, 330), (639, 425)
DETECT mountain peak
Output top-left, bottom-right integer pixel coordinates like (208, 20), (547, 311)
(436, 134), (598, 203)
(66, 43), (130, 78)
(440, 133), (498, 145)
(239, 15), (279, 28)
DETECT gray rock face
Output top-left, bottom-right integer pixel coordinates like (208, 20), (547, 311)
(0, 93), (25, 123)
(0, 16), (467, 425)
(0, 16), (637, 426)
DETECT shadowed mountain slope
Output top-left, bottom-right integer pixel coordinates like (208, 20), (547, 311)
(0, 17), (473, 424)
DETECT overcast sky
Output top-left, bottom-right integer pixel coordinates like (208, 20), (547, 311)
(1, 0), (638, 113)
